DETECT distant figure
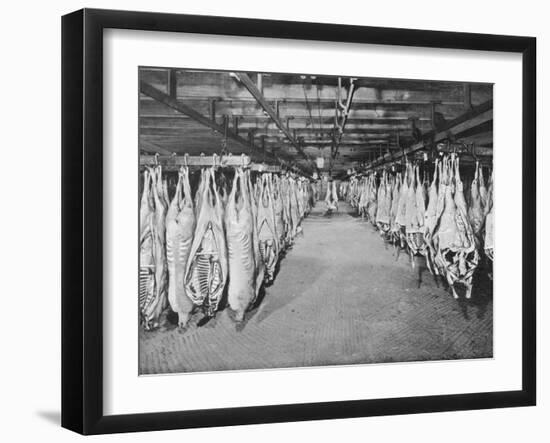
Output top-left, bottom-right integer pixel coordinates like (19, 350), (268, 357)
(325, 181), (339, 214)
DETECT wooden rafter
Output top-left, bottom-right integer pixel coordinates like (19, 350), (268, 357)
(232, 72), (313, 164)
(141, 81), (279, 161)
(140, 80), (314, 175)
(367, 99), (493, 170)
(139, 139), (174, 155)
(141, 96), (466, 106)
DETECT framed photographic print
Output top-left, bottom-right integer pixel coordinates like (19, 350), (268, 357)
(61, 8), (536, 435)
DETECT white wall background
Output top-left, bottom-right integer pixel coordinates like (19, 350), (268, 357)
(0, 0), (545, 441)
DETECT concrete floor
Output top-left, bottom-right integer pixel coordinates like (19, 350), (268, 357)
(139, 202), (493, 374)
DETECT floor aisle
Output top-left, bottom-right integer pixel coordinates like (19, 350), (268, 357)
(139, 202), (493, 374)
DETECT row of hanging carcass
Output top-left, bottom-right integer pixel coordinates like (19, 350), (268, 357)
(140, 165), (313, 330)
(342, 154), (494, 299)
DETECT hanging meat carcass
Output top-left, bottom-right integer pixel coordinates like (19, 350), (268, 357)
(366, 174), (378, 225)
(325, 180), (338, 212)
(296, 178), (306, 220)
(423, 159), (440, 275)
(358, 177), (368, 218)
(331, 180), (338, 211)
(339, 181), (348, 201)
(253, 175), (262, 206)
(153, 164), (165, 208)
(432, 156), (479, 298)
(194, 168), (207, 215)
(375, 171), (392, 234)
(244, 169), (266, 300)
(257, 174), (280, 282)
(184, 168), (228, 317)
(151, 166), (169, 323)
(271, 175), (287, 252)
(288, 177), (302, 236)
(165, 166), (195, 329)
(484, 170), (494, 261)
(394, 164), (411, 248)
(484, 208), (494, 262)
(139, 168), (156, 328)
(302, 179), (312, 216)
(389, 172), (402, 245)
(280, 176), (294, 245)
(225, 168), (259, 322)
(348, 177), (359, 208)
(404, 165), (427, 265)
(468, 161), (484, 239)
(218, 175), (229, 208)
(354, 178), (361, 209)
(139, 166), (168, 329)
(479, 166), (488, 210)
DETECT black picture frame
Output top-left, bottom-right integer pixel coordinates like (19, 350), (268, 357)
(61, 8), (536, 435)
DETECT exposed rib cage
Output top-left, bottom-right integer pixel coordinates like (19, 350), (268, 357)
(185, 168), (228, 317)
(139, 166), (168, 330)
(187, 246), (223, 300)
(256, 174), (279, 282)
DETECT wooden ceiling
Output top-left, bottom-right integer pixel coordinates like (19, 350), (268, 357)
(139, 67), (493, 174)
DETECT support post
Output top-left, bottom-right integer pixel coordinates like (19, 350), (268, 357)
(463, 83), (472, 110)
(233, 116), (240, 136)
(168, 69), (178, 99)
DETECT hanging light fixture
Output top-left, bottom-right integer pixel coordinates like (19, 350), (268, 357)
(316, 156), (325, 169)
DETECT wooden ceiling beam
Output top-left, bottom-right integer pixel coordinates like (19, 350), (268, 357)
(141, 95), (465, 107)
(367, 99), (493, 170)
(139, 82), (314, 175)
(140, 125), (407, 134)
(140, 68), (489, 91)
(139, 80), (294, 167)
(139, 127), (400, 139)
(233, 72), (313, 165)
(140, 115), (433, 129)
(139, 139), (174, 155)
(141, 81), (248, 145)
(139, 99), (464, 120)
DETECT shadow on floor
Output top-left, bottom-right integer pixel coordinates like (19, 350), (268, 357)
(254, 257), (328, 324)
(36, 410), (60, 426)
(455, 265), (493, 320)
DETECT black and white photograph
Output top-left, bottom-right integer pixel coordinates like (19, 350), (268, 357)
(1, 0), (545, 438)
(138, 67), (494, 375)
